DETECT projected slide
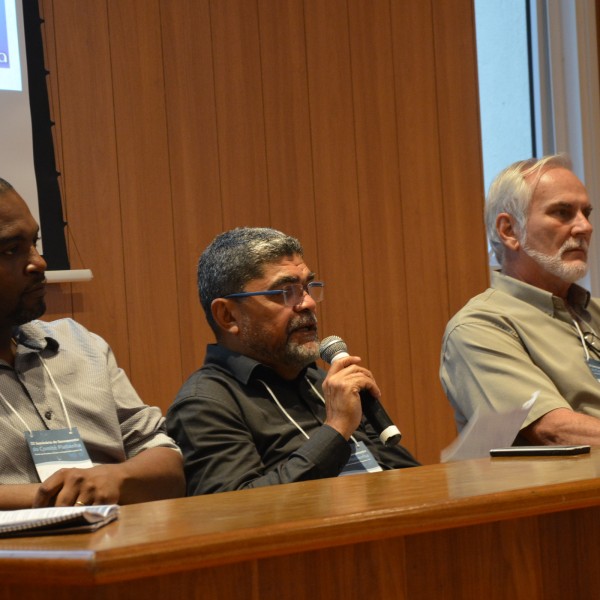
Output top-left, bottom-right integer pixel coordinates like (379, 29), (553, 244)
(0, 0), (22, 91)
(0, 0), (40, 232)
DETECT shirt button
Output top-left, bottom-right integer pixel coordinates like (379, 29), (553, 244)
(44, 410), (53, 420)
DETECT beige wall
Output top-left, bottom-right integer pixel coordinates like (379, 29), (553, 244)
(39, 0), (488, 465)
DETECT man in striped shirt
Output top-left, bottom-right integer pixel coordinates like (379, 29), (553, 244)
(0, 178), (185, 508)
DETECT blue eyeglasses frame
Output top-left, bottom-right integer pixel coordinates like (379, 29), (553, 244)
(223, 281), (324, 307)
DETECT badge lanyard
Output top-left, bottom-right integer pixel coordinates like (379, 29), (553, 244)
(258, 378), (382, 475)
(0, 355), (93, 481)
(573, 319), (600, 382)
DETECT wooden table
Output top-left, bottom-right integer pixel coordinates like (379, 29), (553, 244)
(2, 450), (600, 599)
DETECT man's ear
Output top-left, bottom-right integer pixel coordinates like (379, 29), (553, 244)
(496, 212), (521, 252)
(211, 298), (240, 335)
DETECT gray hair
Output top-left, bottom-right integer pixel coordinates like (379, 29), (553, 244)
(485, 154), (573, 264)
(0, 178), (14, 194)
(198, 227), (304, 332)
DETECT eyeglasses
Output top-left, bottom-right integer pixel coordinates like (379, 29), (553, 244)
(584, 331), (600, 355)
(223, 281), (324, 307)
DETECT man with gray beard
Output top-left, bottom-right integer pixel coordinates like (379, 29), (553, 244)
(440, 154), (600, 446)
(167, 227), (418, 495)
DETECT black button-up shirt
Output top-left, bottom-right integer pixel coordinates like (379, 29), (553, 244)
(167, 344), (418, 495)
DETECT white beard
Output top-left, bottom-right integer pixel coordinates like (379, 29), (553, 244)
(521, 236), (589, 283)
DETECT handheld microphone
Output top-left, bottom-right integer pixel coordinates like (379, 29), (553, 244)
(319, 335), (402, 446)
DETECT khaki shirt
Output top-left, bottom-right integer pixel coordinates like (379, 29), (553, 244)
(440, 271), (600, 441)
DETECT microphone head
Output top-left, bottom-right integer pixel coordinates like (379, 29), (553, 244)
(319, 335), (348, 364)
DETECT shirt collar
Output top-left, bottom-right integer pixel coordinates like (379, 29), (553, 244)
(13, 321), (60, 353)
(491, 270), (591, 316)
(204, 343), (319, 386)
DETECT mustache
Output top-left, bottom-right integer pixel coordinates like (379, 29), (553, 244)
(24, 276), (46, 292)
(288, 312), (318, 332)
(561, 238), (589, 254)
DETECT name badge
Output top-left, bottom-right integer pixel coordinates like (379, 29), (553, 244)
(26, 427), (94, 482)
(587, 358), (600, 383)
(339, 441), (383, 476)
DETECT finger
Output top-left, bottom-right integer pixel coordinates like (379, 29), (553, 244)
(326, 355), (362, 373)
(330, 366), (381, 399)
(358, 376), (382, 400)
(52, 486), (82, 507)
(32, 471), (66, 508)
(51, 470), (88, 507)
(347, 378), (381, 402)
(327, 365), (378, 392)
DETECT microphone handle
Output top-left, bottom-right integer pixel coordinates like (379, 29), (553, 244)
(359, 391), (402, 446)
(325, 348), (402, 446)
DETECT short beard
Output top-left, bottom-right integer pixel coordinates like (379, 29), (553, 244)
(7, 292), (46, 327)
(284, 312), (321, 368)
(239, 311), (319, 374)
(521, 235), (589, 284)
(281, 336), (320, 368)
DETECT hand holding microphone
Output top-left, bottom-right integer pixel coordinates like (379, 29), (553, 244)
(319, 335), (402, 446)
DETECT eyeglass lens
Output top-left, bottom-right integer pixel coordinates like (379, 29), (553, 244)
(585, 332), (600, 351)
(283, 283), (324, 306)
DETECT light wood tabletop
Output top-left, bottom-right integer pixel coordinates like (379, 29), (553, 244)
(1, 449), (599, 588)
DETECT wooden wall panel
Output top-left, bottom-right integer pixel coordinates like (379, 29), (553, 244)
(598, 1), (600, 78)
(404, 518), (544, 597)
(41, 0), (131, 370)
(39, 0), (489, 463)
(107, 0), (182, 403)
(210, 0), (270, 227)
(428, 0), (487, 458)
(257, 541), (408, 599)
(303, 0), (368, 355)
(538, 507), (600, 595)
(346, 0), (416, 449)
(389, 1), (455, 462)
(433, 0), (488, 315)
(160, 0), (223, 377)
(257, 0), (320, 268)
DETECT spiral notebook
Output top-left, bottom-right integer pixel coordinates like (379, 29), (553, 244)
(0, 504), (119, 537)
